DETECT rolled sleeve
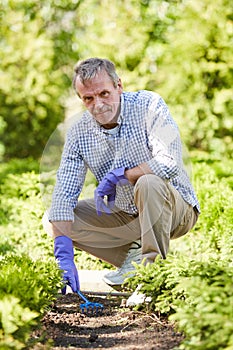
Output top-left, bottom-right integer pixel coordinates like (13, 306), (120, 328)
(147, 153), (179, 179)
(146, 94), (181, 180)
(48, 126), (87, 222)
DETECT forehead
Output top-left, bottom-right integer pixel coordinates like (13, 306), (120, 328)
(75, 70), (115, 96)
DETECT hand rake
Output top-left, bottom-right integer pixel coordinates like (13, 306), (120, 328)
(76, 290), (104, 316)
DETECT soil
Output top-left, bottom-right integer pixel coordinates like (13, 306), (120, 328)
(30, 292), (184, 350)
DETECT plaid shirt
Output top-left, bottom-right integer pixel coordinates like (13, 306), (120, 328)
(49, 90), (200, 221)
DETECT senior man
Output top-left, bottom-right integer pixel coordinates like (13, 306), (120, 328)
(43, 57), (200, 306)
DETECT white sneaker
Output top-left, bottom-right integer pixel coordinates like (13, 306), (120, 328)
(103, 240), (141, 286)
(126, 284), (152, 307)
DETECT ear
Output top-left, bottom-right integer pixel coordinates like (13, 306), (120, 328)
(117, 78), (123, 93)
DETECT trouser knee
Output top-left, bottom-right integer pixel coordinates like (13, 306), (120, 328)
(134, 174), (169, 203)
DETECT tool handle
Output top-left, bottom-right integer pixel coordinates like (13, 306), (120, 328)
(76, 290), (90, 303)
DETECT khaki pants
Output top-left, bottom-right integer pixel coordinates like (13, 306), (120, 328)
(43, 175), (199, 266)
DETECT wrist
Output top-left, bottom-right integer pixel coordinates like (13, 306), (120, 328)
(51, 221), (72, 238)
(125, 168), (138, 185)
(54, 236), (74, 260)
(125, 163), (153, 185)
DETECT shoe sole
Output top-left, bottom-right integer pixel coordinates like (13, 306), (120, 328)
(102, 277), (125, 286)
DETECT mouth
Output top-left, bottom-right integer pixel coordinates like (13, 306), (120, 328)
(93, 103), (112, 113)
(94, 108), (111, 116)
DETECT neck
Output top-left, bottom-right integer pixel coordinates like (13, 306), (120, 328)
(102, 102), (121, 129)
(101, 122), (119, 129)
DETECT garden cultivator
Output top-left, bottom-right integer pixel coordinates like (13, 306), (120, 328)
(77, 290), (104, 315)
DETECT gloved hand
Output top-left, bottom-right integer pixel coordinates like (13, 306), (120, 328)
(94, 167), (129, 216)
(54, 236), (80, 294)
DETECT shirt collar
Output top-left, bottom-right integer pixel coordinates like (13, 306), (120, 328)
(118, 93), (125, 123)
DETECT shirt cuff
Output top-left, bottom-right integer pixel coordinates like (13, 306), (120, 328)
(48, 207), (75, 222)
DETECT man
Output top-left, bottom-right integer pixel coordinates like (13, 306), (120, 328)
(43, 57), (200, 306)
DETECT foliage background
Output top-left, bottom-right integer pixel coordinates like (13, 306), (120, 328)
(0, 0), (232, 159)
(0, 0), (233, 349)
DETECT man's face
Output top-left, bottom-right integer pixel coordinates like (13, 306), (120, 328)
(75, 70), (123, 127)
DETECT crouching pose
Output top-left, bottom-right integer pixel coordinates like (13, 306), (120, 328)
(43, 57), (200, 306)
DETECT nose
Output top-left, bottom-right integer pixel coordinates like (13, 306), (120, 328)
(94, 96), (103, 105)
(93, 96), (104, 111)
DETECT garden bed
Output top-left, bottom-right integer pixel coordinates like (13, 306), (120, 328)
(31, 293), (184, 349)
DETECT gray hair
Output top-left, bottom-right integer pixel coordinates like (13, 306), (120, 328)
(72, 58), (119, 90)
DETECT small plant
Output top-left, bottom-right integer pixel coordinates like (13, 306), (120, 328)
(170, 261), (233, 350)
(0, 254), (62, 313)
(0, 296), (38, 350)
(0, 254), (63, 349)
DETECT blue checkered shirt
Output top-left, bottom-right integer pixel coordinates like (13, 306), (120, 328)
(49, 90), (200, 221)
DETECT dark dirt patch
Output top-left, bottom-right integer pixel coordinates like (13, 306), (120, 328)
(30, 293), (184, 349)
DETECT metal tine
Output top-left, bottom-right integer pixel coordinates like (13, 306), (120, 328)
(77, 290), (104, 316)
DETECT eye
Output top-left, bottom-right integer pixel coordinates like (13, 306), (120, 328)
(83, 96), (93, 103)
(100, 91), (109, 97)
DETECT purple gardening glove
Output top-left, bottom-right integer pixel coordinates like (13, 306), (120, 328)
(94, 167), (129, 216)
(54, 236), (80, 294)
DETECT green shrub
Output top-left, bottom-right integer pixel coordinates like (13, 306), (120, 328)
(0, 158), (39, 180)
(0, 255), (62, 313)
(170, 261), (233, 350)
(0, 162), (108, 267)
(125, 255), (188, 314)
(126, 155), (233, 350)
(0, 254), (62, 349)
(1, 154), (233, 349)
(0, 170), (51, 259)
(1, 172), (41, 199)
(169, 155), (233, 262)
(0, 296), (38, 350)
(0, 3), (64, 159)
(126, 257), (233, 350)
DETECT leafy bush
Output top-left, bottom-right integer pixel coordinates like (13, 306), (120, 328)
(127, 257), (233, 350)
(1, 154), (233, 349)
(0, 296), (38, 350)
(1, 0), (232, 159)
(125, 255), (188, 314)
(157, 0), (233, 157)
(1, 172), (41, 199)
(0, 158), (106, 348)
(126, 155), (233, 349)
(0, 169), (50, 258)
(170, 261), (233, 350)
(0, 2), (65, 159)
(0, 255), (62, 313)
(0, 254), (62, 349)
(0, 158), (39, 181)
